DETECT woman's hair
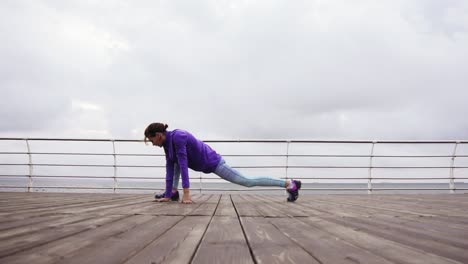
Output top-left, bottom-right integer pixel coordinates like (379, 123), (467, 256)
(144, 123), (168, 144)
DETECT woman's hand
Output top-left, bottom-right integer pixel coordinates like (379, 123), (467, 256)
(182, 188), (193, 204)
(182, 195), (193, 204)
(155, 197), (171, 202)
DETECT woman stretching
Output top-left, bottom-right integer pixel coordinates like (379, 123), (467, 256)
(144, 123), (301, 204)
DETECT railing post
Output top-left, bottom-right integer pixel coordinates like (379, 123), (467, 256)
(112, 140), (117, 194)
(449, 142), (459, 194)
(368, 141), (376, 194)
(285, 141), (290, 182)
(199, 172), (202, 194)
(26, 139), (33, 192)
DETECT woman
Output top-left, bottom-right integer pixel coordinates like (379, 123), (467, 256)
(144, 123), (301, 204)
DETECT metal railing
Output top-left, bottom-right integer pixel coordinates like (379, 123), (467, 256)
(0, 138), (467, 193)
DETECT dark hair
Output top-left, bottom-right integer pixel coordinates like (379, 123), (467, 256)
(144, 123), (168, 144)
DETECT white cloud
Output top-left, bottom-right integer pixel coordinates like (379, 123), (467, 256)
(72, 101), (103, 111)
(1, 0), (467, 140)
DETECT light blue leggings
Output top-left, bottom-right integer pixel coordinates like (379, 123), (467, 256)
(213, 159), (286, 187)
(171, 159), (286, 188)
(172, 163), (180, 189)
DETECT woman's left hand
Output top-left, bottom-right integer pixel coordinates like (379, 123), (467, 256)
(182, 193), (193, 204)
(182, 198), (193, 204)
(182, 188), (192, 204)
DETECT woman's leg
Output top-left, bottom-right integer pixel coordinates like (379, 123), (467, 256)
(173, 163), (180, 191)
(213, 159), (286, 187)
(155, 164), (181, 199)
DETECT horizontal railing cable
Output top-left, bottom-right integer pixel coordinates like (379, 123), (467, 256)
(1, 137), (467, 193)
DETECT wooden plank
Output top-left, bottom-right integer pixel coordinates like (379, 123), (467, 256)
(1, 193), (467, 264)
(251, 195), (309, 217)
(368, 194), (468, 207)
(0, 195), (149, 219)
(365, 194), (468, 205)
(215, 195), (237, 217)
(269, 217), (395, 264)
(252, 194), (322, 218)
(187, 203), (218, 216)
(299, 216), (461, 264)
(191, 216), (254, 264)
(188, 195), (220, 216)
(0, 214), (127, 259)
(0, 193), (127, 208)
(305, 196), (468, 227)
(124, 216), (211, 264)
(0, 194), (143, 214)
(136, 194), (213, 216)
(90, 200), (159, 216)
(0, 214), (66, 231)
(0, 215), (155, 264)
(290, 195), (468, 251)
(237, 195), (290, 218)
(308, 196), (438, 217)
(51, 196), (152, 215)
(293, 196), (468, 261)
(0, 213), (111, 240)
(241, 216), (320, 263)
(356, 195), (468, 215)
(51, 215), (183, 264)
(231, 195), (262, 217)
(201, 194), (221, 204)
(316, 195), (468, 218)
(298, 198), (468, 245)
(0, 194), (159, 219)
(318, 214), (468, 263)
(377, 196), (468, 216)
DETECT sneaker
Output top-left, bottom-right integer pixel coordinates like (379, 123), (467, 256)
(154, 191), (180, 201)
(154, 192), (165, 199)
(170, 190), (180, 201)
(287, 180), (301, 202)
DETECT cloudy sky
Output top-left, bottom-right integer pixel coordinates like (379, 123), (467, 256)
(1, 0), (468, 140)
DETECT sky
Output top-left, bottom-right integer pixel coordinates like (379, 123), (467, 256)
(1, 0), (468, 141)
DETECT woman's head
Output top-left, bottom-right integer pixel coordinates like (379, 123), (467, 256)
(144, 123), (168, 147)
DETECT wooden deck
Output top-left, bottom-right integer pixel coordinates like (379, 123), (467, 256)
(0, 192), (467, 264)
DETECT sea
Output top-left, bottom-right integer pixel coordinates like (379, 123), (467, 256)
(2, 181), (467, 195)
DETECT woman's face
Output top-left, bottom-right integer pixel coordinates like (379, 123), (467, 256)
(148, 133), (165, 147)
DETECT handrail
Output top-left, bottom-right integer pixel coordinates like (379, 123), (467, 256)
(3, 152), (468, 158)
(1, 138), (468, 143)
(2, 163), (468, 169)
(0, 137), (466, 193)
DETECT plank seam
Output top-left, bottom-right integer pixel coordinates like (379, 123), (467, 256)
(230, 195), (258, 264)
(188, 194), (222, 264)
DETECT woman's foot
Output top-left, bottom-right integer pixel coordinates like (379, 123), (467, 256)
(154, 191), (179, 201)
(286, 180), (301, 202)
(154, 192), (165, 199)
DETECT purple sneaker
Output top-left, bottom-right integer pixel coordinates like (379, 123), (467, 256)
(154, 192), (165, 199)
(154, 191), (179, 201)
(287, 180), (301, 202)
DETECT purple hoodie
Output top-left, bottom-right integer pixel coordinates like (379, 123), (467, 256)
(163, 129), (221, 198)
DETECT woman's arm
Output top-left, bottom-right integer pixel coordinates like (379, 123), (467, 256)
(155, 159), (174, 202)
(174, 131), (192, 204)
(164, 159), (175, 198)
